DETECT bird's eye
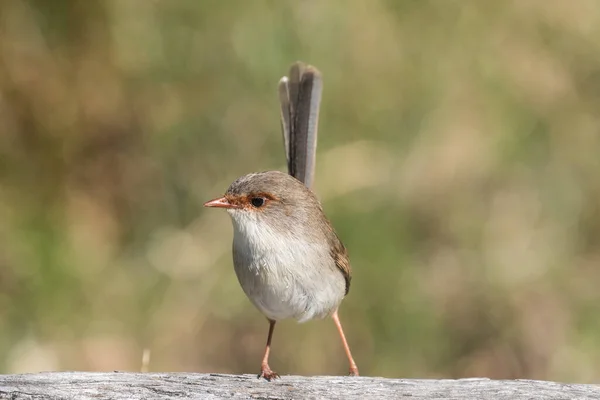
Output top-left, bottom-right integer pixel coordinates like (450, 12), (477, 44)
(251, 197), (265, 208)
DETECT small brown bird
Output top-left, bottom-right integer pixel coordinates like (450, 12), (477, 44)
(205, 62), (358, 380)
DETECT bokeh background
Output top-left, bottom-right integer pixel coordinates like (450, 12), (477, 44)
(1, 0), (600, 382)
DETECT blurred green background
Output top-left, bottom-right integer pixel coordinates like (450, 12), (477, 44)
(1, 0), (600, 382)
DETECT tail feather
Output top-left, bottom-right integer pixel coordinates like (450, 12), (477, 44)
(279, 61), (322, 189)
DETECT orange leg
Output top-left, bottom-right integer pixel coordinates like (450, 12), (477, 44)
(258, 319), (280, 381)
(332, 310), (359, 376)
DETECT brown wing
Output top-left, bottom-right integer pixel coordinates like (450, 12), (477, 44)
(330, 231), (352, 296)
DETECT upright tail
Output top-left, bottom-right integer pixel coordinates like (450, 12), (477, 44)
(278, 61), (323, 190)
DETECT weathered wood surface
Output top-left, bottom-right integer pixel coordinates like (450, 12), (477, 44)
(0, 372), (599, 400)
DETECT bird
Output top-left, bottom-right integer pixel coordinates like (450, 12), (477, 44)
(204, 62), (358, 380)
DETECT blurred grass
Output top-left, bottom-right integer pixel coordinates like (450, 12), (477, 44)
(1, 0), (600, 381)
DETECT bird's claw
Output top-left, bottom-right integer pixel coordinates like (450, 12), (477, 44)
(258, 365), (280, 381)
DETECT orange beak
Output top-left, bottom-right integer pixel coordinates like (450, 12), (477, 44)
(204, 196), (239, 209)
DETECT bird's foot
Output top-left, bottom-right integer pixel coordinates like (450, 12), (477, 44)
(349, 366), (359, 376)
(258, 364), (280, 381)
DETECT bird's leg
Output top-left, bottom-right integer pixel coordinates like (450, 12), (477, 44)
(258, 319), (280, 381)
(332, 310), (359, 376)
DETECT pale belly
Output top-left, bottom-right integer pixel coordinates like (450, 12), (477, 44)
(232, 237), (345, 322)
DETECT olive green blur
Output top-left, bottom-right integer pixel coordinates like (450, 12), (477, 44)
(1, 0), (599, 381)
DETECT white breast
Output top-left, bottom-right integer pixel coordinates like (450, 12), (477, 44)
(228, 210), (345, 322)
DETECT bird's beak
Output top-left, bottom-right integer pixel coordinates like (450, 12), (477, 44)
(204, 196), (238, 209)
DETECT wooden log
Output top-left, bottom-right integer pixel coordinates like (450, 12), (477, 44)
(1, 372), (598, 400)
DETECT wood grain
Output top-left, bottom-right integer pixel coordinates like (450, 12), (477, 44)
(1, 372), (599, 400)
